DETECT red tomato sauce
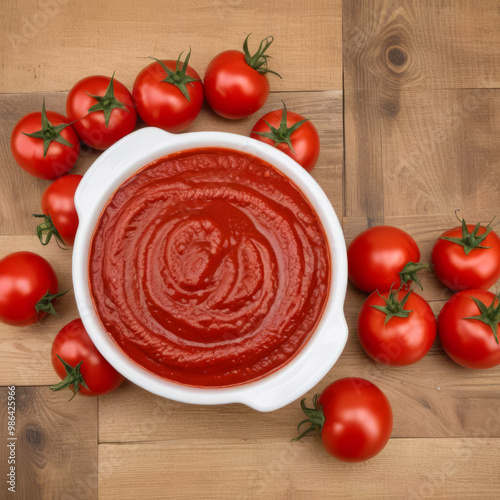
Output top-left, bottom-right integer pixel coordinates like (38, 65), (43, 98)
(89, 148), (330, 387)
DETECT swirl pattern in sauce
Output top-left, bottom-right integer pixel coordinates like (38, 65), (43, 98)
(89, 148), (330, 387)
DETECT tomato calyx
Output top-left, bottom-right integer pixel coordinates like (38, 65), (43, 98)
(150, 49), (200, 102)
(33, 213), (67, 249)
(291, 394), (325, 441)
(440, 217), (495, 256)
(252, 101), (308, 153)
(243, 34), (282, 78)
(49, 354), (89, 401)
(84, 73), (129, 128)
(35, 289), (68, 317)
(22, 98), (75, 157)
(371, 287), (413, 324)
(464, 293), (500, 344)
(399, 261), (430, 290)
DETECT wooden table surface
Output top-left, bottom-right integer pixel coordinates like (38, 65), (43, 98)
(1, 1), (499, 498)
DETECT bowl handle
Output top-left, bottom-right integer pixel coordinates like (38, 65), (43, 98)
(240, 312), (349, 412)
(74, 127), (176, 216)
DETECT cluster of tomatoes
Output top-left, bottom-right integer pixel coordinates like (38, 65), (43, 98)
(2, 35), (324, 401)
(0, 251), (124, 398)
(350, 219), (500, 369)
(295, 217), (500, 463)
(6, 33), (498, 466)
(10, 35), (320, 181)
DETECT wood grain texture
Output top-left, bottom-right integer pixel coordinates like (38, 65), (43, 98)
(99, 344), (500, 442)
(343, 0), (500, 91)
(343, 0), (500, 220)
(344, 88), (500, 219)
(98, 438), (500, 499)
(0, 0), (342, 93)
(0, 386), (97, 499)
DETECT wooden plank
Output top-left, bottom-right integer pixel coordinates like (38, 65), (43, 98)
(98, 335), (500, 442)
(0, 386), (97, 499)
(343, 1), (500, 220)
(344, 87), (500, 219)
(0, 91), (342, 235)
(0, 0), (342, 93)
(343, 0), (500, 91)
(98, 438), (500, 499)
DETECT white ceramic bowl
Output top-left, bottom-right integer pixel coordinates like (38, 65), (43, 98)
(72, 127), (348, 412)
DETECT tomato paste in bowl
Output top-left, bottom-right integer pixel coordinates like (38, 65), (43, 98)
(73, 127), (347, 411)
(89, 148), (330, 387)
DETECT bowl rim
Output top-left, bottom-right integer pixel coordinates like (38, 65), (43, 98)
(72, 127), (348, 412)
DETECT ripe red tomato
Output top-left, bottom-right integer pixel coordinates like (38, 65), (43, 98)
(0, 251), (65, 326)
(357, 288), (436, 366)
(250, 102), (320, 172)
(66, 74), (137, 150)
(432, 219), (500, 292)
(50, 318), (124, 398)
(293, 378), (393, 462)
(11, 99), (80, 180)
(34, 174), (82, 247)
(348, 226), (428, 293)
(438, 289), (500, 369)
(133, 50), (203, 132)
(204, 35), (281, 119)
